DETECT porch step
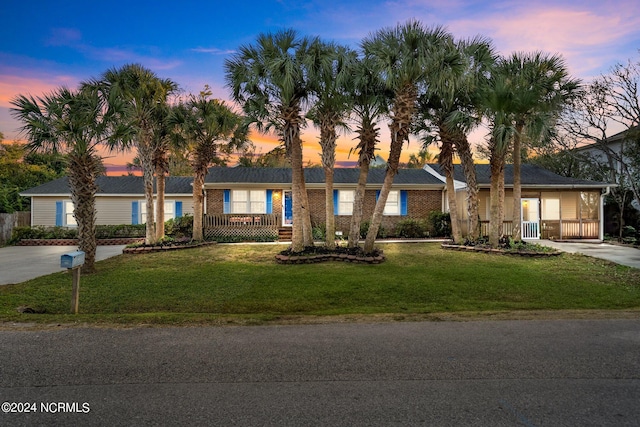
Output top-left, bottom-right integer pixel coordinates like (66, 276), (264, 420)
(278, 227), (292, 241)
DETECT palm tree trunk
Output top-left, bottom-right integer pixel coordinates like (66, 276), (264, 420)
(67, 153), (101, 274)
(288, 124), (305, 252)
(454, 135), (479, 240)
(320, 123), (337, 249)
(439, 126), (462, 243)
(348, 123), (377, 248)
(324, 168), (335, 249)
(348, 162), (370, 248)
(192, 169), (205, 241)
(139, 142), (156, 245)
(489, 148), (506, 247)
(155, 166), (166, 241)
(511, 123), (524, 241)
(364, 85), (416, 254)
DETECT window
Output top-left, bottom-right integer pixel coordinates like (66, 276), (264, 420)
(230, 190), (266, 214)
(377, 190), (407, 216)
(133, 200), (182, 225)
(542, 198), (560, 220)
(581, 192), (599, 220)
(338, 190), (354, 215)
(55, 200), (76, 227)
(384, 191), (399, 215)
(64, 201), (76, 226)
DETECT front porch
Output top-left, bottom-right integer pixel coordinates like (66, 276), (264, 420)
(203, 214), (281, 240)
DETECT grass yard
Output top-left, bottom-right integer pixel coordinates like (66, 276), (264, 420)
(1, 242), (639, 326)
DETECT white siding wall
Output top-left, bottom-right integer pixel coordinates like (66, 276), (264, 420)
(32, 197), (63, 226)
(30, 196), (194, 226)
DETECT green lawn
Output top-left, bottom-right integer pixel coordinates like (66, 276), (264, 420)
(1, 242), (639, 325)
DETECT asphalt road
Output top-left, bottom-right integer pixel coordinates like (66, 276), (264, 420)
(0, 320), (639, 426)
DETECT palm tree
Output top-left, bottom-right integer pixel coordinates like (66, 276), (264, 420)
(11, 86), (109, 273)
(225, 29), (316, 252)
(479, 73), (518, 247)
(306, 41), (354, 249)
(361, 20), (455, 253)
(172, 92), (246, 241)
(86, 64), (178, 245)
(499, 52), (579, 241)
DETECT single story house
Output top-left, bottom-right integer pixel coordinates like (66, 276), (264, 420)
(21, 164), (614, 241)
(20, 176), (194, 227)
(425, 163), (613, 240)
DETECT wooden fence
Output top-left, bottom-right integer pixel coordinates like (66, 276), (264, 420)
(0, 212), (30, 244)
(203, 214), (280, 240)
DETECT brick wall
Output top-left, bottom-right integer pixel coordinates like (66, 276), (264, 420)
(309, 188), (443, 235)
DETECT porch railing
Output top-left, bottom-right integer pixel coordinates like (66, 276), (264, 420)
(480, 221), (513, 238)
(541, 220), (599, 239)
(479, 220), (599, 239)
(203, 214), (280, 240)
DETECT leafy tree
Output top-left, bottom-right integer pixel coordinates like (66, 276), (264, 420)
(0, 142), (66, 213)
(226, 29), (316, 252)
(11, 86), (111, 273)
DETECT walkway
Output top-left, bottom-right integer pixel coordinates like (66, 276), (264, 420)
(540, 239), (640, 269)
(0, 245), (126, 285)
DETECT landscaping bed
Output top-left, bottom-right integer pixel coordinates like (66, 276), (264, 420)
(276, 246), (386, 264)
(122, 239), (216, 254)
(441, 238), (562, 257)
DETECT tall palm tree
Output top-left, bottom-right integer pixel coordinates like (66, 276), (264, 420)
(226, 29), (316, 252)
(172, 93), (246, 241)
(306, 41), (354, 249)
(11, 86), (110, 273)
(344, 56), (390, 248)
(499, 52), (579, 241)
(86, 64), (178, 245)
(361, 20), (455, 253)
(479, 73), (517, 247)
(416, 36), (496, 243)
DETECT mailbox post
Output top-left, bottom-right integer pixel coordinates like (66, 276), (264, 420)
(61, 251), (85, 314)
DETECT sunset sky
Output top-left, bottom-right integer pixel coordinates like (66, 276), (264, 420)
(1, 0), (639, 174)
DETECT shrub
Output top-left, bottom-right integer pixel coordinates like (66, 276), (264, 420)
(395, 218), (428, 238)
(359, 220), (386, 239)
(165, 215), (193, 238)
(312, 224), (326, 241)
(427, 211), (451, 237)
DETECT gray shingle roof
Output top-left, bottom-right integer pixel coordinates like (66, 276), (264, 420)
(427, 164), (612, 188)
(21, 176), (193, 195)
(204, 167), (444, 185)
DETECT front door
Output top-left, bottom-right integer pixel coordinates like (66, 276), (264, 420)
(283, 190), (293, 226)
(521, 198), (540, 239)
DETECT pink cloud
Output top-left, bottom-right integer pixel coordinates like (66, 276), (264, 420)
(448, 3), (640, 77)
(0, 73), (80, 108)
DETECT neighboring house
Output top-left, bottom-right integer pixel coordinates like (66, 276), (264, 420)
(574, 127), (638, 176)
(20, 164), (613, 241)
(425, 163), (613, 240)
(20, 176), (193, 227)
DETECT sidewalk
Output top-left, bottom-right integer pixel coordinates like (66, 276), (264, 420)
(0, 245), (126, 285)
(539, 240), (640, 269)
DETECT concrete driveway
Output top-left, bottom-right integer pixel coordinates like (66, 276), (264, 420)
(0, 245), (126, 285)
(540, 239), (640, 269)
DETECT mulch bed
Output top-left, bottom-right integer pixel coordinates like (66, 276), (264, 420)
(441, 243), (562, 257)
(122, 241), (216, 254)
(275, 246), (386, 264)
